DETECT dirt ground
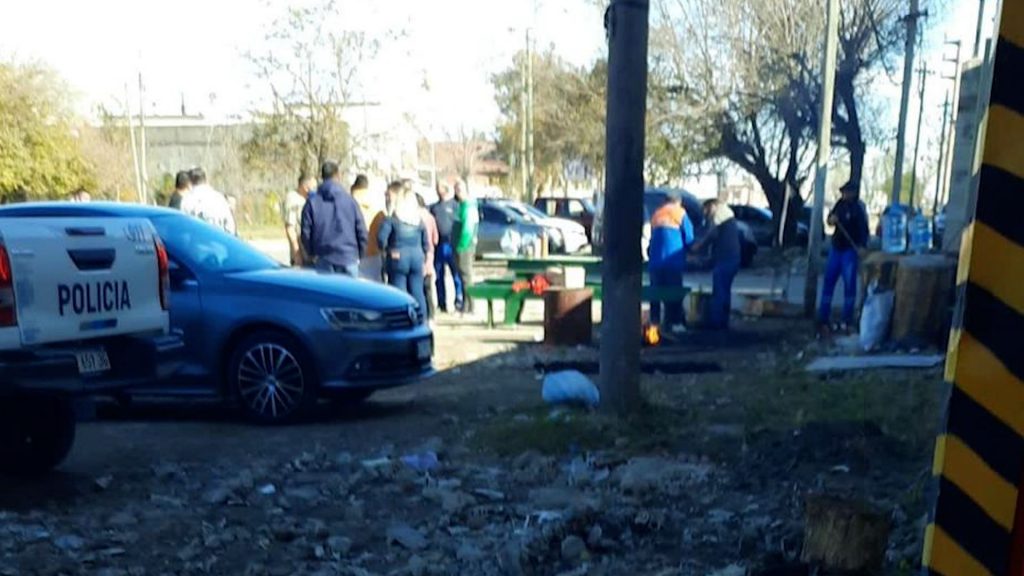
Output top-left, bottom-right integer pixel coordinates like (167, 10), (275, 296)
(0, 310), (947, 576)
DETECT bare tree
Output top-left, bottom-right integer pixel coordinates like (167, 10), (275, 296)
(650, 0), (920, 243)
(244, 0), (380, 178)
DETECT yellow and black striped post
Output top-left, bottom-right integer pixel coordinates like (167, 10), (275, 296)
(923, 1), (1024, 575)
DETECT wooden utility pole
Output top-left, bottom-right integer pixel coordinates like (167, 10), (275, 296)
(891, 0), (923, 205)
(909, 63), (927, 210)
(803, 0), (840, 319)
(599, 0), (648, 415)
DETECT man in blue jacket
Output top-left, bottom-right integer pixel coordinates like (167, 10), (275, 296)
(301, 161), (368, 278)
(647, 191), (694, 332)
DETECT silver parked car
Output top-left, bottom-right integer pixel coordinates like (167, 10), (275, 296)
(0, 203), (434, 424)
(476, 201), (546, 257)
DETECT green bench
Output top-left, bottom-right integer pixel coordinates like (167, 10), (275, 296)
(465, 279), (691, 328)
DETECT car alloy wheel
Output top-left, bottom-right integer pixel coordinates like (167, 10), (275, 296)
(229, 331), (317, 424)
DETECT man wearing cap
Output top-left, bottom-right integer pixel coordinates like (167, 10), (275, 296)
(647, 191), (694, 332)
(818, 180), (870, 333)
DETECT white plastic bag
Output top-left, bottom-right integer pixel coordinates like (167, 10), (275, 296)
(541, 370), (600, 408)
(859, 282), (895, 352)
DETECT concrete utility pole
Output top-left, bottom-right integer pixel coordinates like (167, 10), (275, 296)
(909, 63), (928, 210)
(520, 53), (529, 200)
(138, 72), (149, 205)
(526, 28), (536, 202)
(933, 91), (950, 216)
(125, 83), (142, 204)
(938, 39), (962, 209)
(599, 0), (648, 415)
(803, 0), (840, 319)
(891, 0), (923, 205)
(973, 0), (987, 57)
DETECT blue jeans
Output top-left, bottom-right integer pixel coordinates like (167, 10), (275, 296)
(819, 247), (859, 325)
(434, 241), (463, 312)
(315, 260), (360, 278)
(709, 260), (740, 330)
(387, 250), (427, 318)
(649, 265), (684, 327)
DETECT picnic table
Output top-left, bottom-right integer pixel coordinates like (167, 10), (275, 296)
(480, 255), (603, 279)
(465, 278), (690, 328)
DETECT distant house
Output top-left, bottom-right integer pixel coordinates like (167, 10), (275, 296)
(418, 139), (510, 194)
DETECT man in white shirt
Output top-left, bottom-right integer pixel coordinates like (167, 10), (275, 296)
(180, 167), (237, 235)
(283, 172), (316, 266)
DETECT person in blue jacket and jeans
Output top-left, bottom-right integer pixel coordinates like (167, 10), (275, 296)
(301, 161), (368, 278)
(378, 187), (430, 316)
(647, 191), (694, 332)
(818, 180), (869, 333)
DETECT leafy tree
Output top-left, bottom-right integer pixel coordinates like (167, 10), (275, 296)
(0, 60), (95, 201)
(492, 50), (606, 196)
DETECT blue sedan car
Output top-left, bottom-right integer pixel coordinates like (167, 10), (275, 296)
(0, 203), (434, 423)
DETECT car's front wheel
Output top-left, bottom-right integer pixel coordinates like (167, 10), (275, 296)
(228, 331), (318, 424)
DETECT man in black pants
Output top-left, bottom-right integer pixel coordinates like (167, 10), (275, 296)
(430, 183), (463, 313)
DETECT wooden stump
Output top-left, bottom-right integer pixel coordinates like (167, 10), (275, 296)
(543, 288), (593, 346)
(801, 495), (890, 574)
(892, 254), (957, 346)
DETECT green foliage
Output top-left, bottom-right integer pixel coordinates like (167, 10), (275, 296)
(492, 51), (606, 194)
(0, 61), (96, 200)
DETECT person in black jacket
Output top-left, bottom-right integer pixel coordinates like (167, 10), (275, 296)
(301, 161), (368, 278)
(378, 187), (430, 317)
(430, 183), (463, 313)
(818, 180), (870, 331)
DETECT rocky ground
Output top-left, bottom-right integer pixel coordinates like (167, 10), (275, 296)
(0, 315), (946, 576)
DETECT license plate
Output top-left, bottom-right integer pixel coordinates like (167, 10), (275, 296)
(416, 339), (432, 360)
(76, 349), (111, 374)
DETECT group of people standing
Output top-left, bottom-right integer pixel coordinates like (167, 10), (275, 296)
(646, 193), (742, 332)
(167, 166), (237, 235)
(281, 160), (479, 320)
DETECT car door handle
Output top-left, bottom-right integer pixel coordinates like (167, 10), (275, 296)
(67, 248), (116, 271)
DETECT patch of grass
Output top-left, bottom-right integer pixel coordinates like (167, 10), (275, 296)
(475, 402), (685, 456)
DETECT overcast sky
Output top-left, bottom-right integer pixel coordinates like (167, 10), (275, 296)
(0, 0), (995, 141)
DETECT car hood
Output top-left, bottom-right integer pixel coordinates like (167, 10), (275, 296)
(225, 268), (414, 309)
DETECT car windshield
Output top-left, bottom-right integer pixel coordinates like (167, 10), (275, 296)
(151, 214), (280, 274)
(505, 203), (547, 221)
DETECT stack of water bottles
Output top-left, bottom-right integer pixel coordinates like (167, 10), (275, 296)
(882, 204), (933, 254)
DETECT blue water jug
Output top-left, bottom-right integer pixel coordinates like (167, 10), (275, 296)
(909, 213), (932, 254)
(882, 204), (908, 254)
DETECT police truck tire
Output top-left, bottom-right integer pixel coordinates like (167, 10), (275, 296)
(0, 396), (76, 475)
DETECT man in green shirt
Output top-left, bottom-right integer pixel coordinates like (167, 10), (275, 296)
(453, 181), (479, 314)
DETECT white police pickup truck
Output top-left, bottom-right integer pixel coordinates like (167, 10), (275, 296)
(0, 217), (183, 473)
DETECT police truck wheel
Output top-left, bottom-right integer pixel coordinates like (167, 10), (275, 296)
(228, 331), (318, 424)
(0, 396), (76, 475)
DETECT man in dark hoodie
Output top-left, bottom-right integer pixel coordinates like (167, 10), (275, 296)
(301, 161), (368, 278)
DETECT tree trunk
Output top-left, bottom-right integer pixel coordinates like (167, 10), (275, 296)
(802, 494), (891, 574)
(836, 70), (865, 186)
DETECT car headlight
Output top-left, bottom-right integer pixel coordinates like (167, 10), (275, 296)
(321, 307), (387, 330)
